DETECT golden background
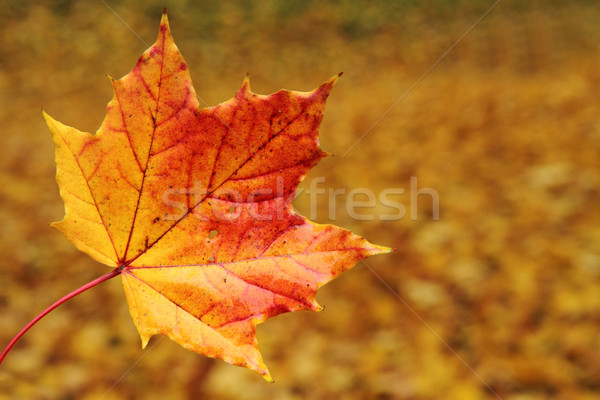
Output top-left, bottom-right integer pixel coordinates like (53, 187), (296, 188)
(1, 0), (599, 399)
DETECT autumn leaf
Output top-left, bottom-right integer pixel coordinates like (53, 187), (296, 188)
(1, 11), (390, 380)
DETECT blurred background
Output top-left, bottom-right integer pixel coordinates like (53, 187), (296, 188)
(1, 0), (599, 399)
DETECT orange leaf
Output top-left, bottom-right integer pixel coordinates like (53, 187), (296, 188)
(44, 12), (390, 380)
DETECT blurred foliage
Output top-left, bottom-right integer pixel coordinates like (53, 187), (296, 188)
(1, 0), (599, 399)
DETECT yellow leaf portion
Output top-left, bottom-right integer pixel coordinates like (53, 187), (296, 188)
(122, 271), (271, 380)
(45, 113), (117, 267)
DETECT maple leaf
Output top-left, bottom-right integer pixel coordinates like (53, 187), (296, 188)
(1, 11), (390, 380)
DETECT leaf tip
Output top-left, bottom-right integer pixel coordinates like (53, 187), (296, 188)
(262, 370), (274, 383)
(42, 110), (56, 127)
(327, 72), (343, 86)
(374, 244), (395, 255)
(140, 334), (151, 349)
(160, 8), (170, 33)
(246, 354), (273, 382)
(314, 73), (341, 100)
(239, 74), (251, 95)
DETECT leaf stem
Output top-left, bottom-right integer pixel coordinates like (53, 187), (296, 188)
(0, 268), (121, 365)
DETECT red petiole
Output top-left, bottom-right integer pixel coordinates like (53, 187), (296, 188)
(0, 268), (121, 364)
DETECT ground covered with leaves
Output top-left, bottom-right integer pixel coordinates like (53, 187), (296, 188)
(0, 1), (599, 399)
